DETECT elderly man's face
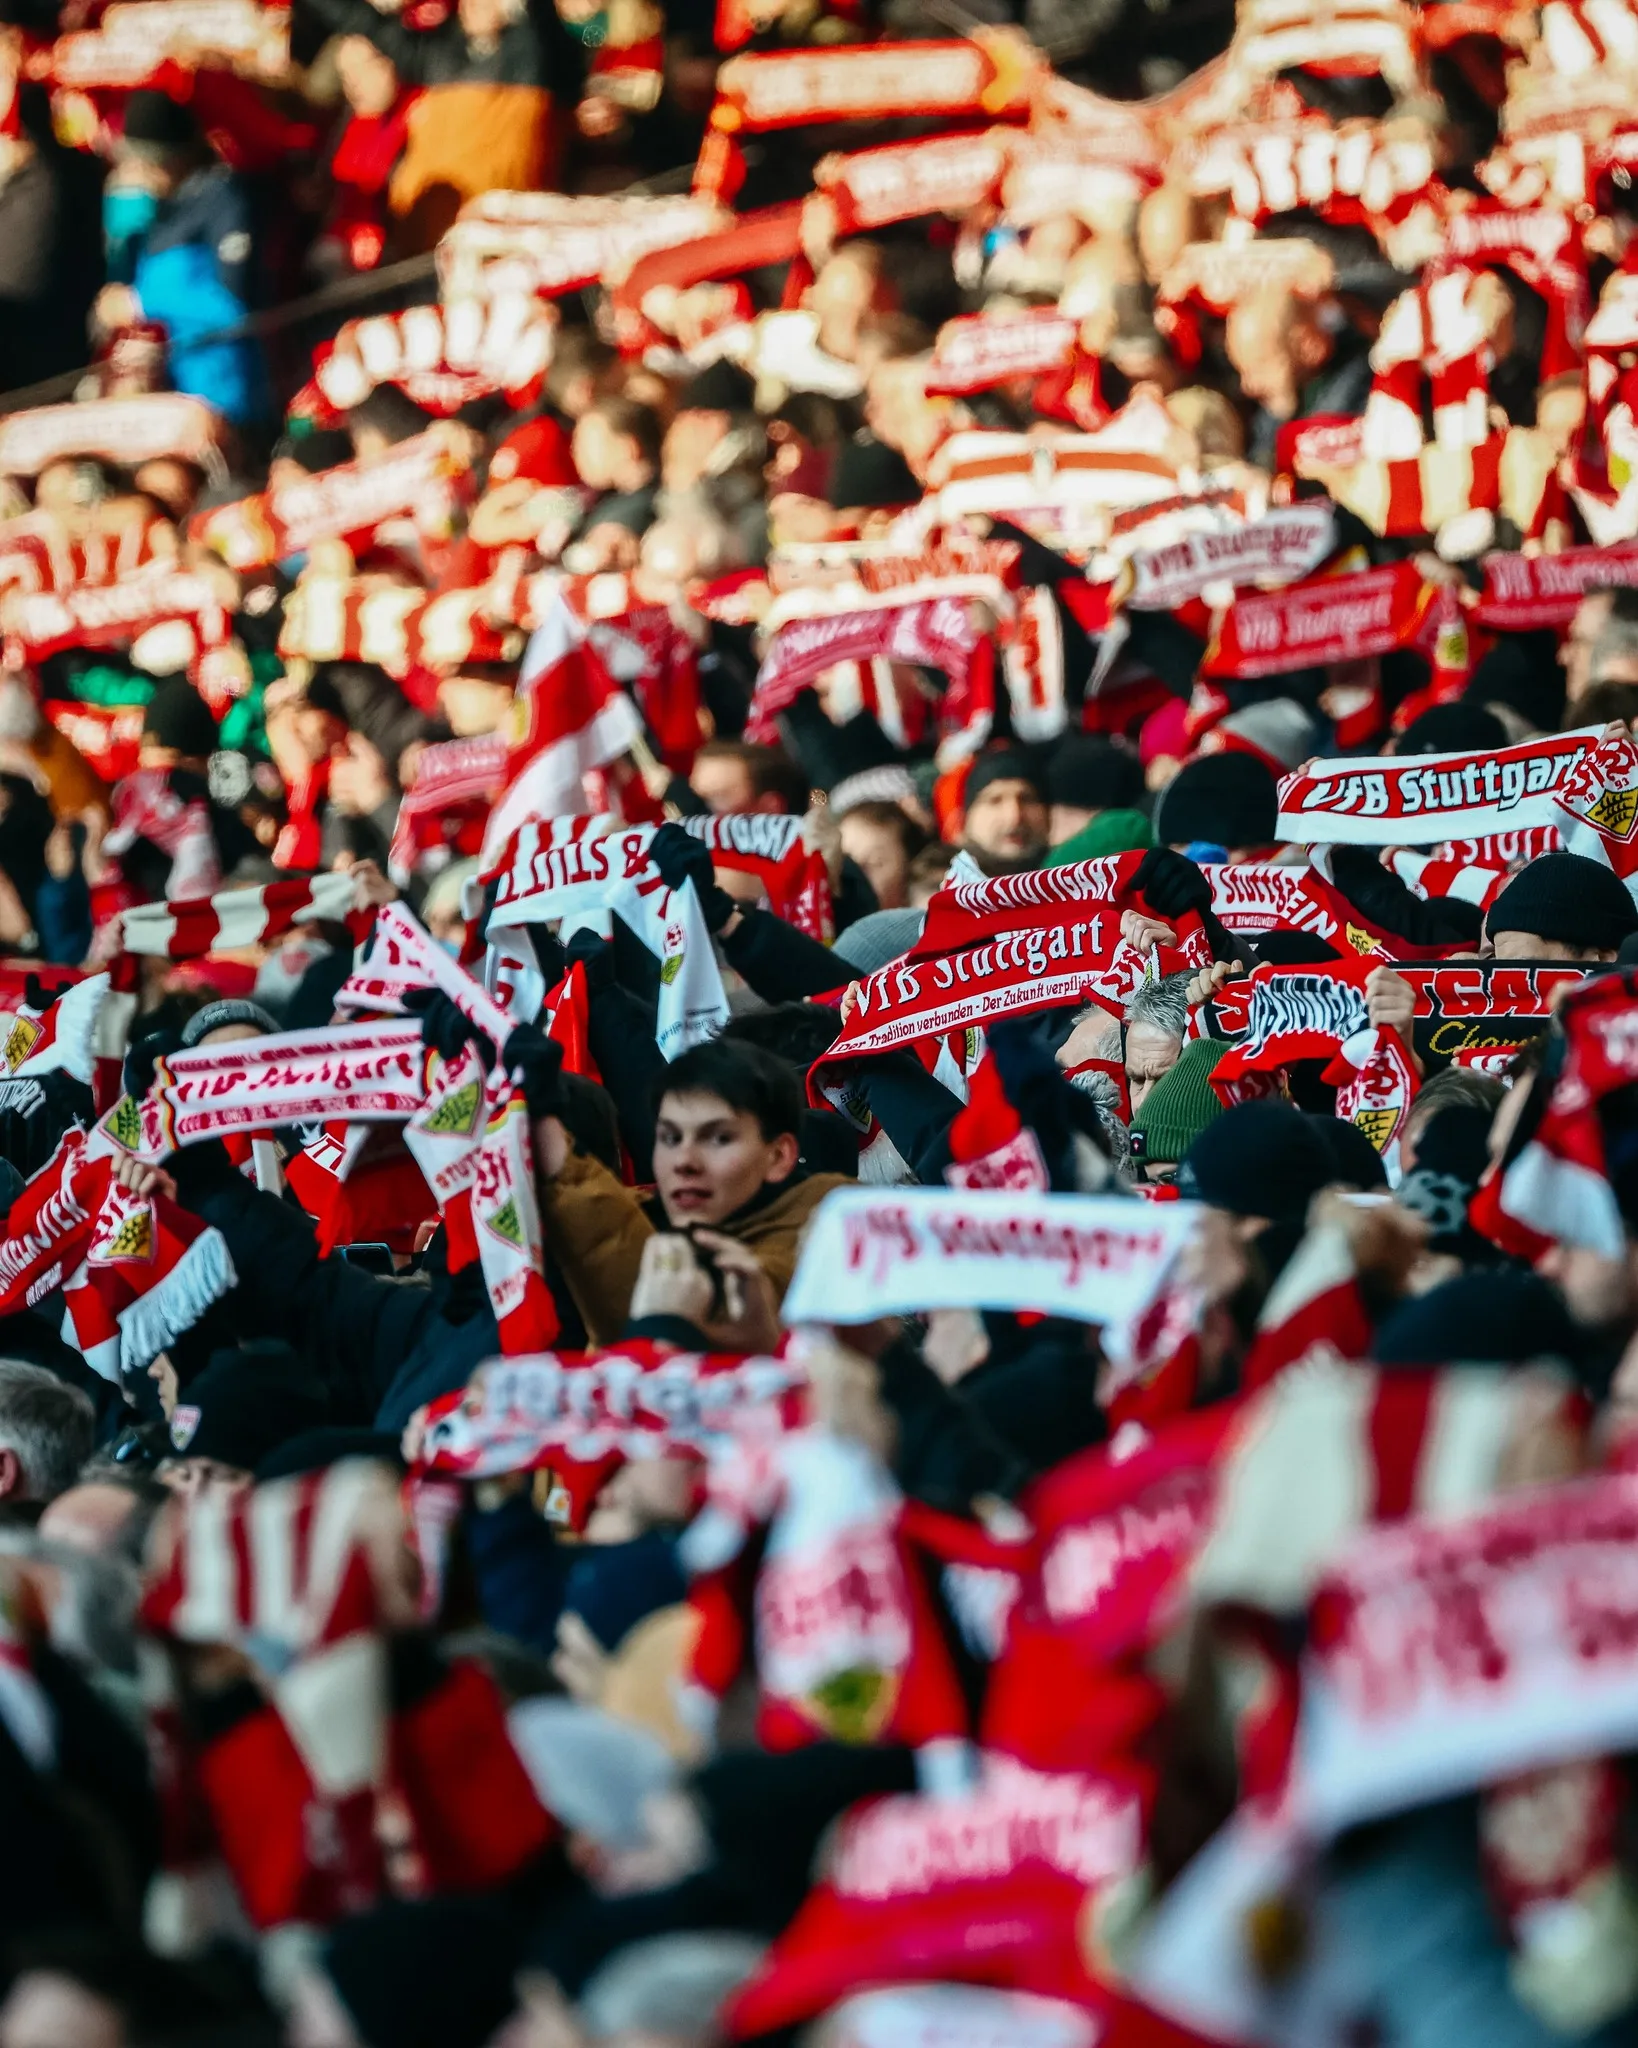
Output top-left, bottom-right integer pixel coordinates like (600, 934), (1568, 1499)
(1125, 1018), (1182, 1111)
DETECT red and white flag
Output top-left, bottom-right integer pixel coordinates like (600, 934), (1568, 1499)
(479, 593), (643, 864)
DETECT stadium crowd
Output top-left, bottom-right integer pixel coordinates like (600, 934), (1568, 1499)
(5, 0), (1638, 2043)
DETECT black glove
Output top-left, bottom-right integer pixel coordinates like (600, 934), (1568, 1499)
(647, 821), (736, 934)
(1133, 847), (1211, 922)
(564, 923), (617, 995)
(502, 1023), (564, 1120)
(402, 987), (496, 1069)
(123, 1028), (184, 1101)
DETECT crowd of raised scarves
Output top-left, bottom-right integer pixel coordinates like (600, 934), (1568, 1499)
(12, 0), (1638, 2044)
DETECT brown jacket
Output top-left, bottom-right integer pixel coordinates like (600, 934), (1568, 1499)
(539, 1148), (853, 1347)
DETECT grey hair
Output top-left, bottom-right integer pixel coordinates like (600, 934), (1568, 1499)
(1587, 610), (1638, 679)
(0, 1529), (140, 1674)
(1125, 972), (1192, 1044)
(0, 1361), (94, 1502)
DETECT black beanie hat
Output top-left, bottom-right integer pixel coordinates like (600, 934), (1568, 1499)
(141, 675), (219, 760)
(1396, 700), (1509, 755)
(964, 746), (1046, 809)
(1153, 752), (1279, 852)
(167, 1341), (330, 1470)
(1311, 1112), (1389, 1191)
(1372, 1267), (1580, 1368)
(121, 89), (200, 153)
(324, 1898), (525, 2048)
(829, 436), (920, 510)
(1176, 1099), (1336, 1224)
(1486, 852), (1638, 953)
(679, 358), (757, 413)
(1044, 734), (1144, 814)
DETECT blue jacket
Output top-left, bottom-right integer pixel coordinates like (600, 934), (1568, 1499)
(133, 166), (265, 425)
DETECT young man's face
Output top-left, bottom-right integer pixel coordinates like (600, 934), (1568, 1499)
(653, 1088), (799, 1226)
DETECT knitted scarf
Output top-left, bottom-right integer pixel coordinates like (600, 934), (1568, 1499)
(723, 1751), (1149, 2036)
(810, 130), (1010, 242)
(483, 817), (729, 1059)
(3, 566), (234, 673)
(435, 190), (719, 303)
(119, 870), (357, 960)
(1275, 725), (1597, 844)
(1122, 502), (1336, 612)
(276, 577), (522, 679)
(139, 1462), (556, 1932)
(681, 1426), (1029, 1755)
(304, 294), (555, 419)
(99, 1019), (428, 1164)
(1496, 967), (1638, 1257)
(817, 853), (1211, 1063)
(386, 733), (504, 880)
(0, 1125), (236, 1383)
(1202, 561), (1457, 683)
(779, 1187), (1202, 1338)
(191, 429), (474, 573)
(0, 396), (223, 477)
(103, 768), (222, 904)
(694, 35), (1040, 206)
(1478, 542), (1638, 629)
(37, 0), (282, 89)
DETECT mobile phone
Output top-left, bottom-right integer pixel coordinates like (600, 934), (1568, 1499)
(339, 1242), (395, 1276)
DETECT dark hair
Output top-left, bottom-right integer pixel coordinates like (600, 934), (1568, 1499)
(589, 396), (663, 472)
(546, 327), (617, 404)
(656, 1039), (803, 1141)
(841, 799), (929, 860)
(558, 1072), (622, 1176)
(693, 738), (810, 815)
(1572, 679), (1638, 728)
(721, 1001), (842, 1068)
(347, 386), (434, 448)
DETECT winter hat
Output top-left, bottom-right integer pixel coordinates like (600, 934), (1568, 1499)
(1371, 1267), (1581, 1368)
(678, 359), (758, 413)
(141, 675), (219, 759)
(833, 908), (924, 974)
(256, 1427), (403, 1480)
(322, 1898), (525, 2048)
(1465, 628), (1564, 735)
(1130, 1038), (1227, 1165)
(1046, 808), (1153, 865)
(506, 1697), (676, 1850)
(1044, 735), (1144, 814)
(1177, 1098), (1336, 1224)
(166, 1342), (330, 1469)
(1153, 752), (1279, 852)
(178, 999), (277, 1048)
(1208, 698), (1321, 774)
(121, 89), (200, 154)
(963, 747), (1045, 810)
(1396, 1102), (1494, 1255)
(1487, 853), (1638, 953)
(1396, 700), (1509, 755)
(1310, 1111), (1389, 1191)
(1138, 697), (1191, 768)
(829, 436), (920, 510)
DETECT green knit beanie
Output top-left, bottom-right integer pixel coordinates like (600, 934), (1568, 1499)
(1129, 1036), (1227, 1165)
(1046, 807), (1155, 866)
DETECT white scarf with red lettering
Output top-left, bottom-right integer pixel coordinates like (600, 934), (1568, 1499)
(1275, 726), (1599, 845)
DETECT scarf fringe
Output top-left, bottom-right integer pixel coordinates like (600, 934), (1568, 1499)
(117, 1228), (238, 1374)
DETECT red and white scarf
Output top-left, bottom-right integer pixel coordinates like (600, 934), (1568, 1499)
(1275, 725), (1596, 844)
(140, 1463), (556, 1932)
(1122, 503), (1336, 612)
(415, 1341), (806, 1476)
(119, 870), (357, 960)
(276, 576), (522, 680)
(103, 768), (222, 904)
(99, 1020), (428, 1163)
(3, 566), (233, 673)
(1203, 561), (1456, 682)
(35, 0), (284, 89)
(436, 191), (720, 303)
(0, 396), (223, 477)
(303, 295), (555, 419)
(192, 430), (473, 572)
(1477, 542), (1638, 628)
(819, 855), (1210, 1065)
